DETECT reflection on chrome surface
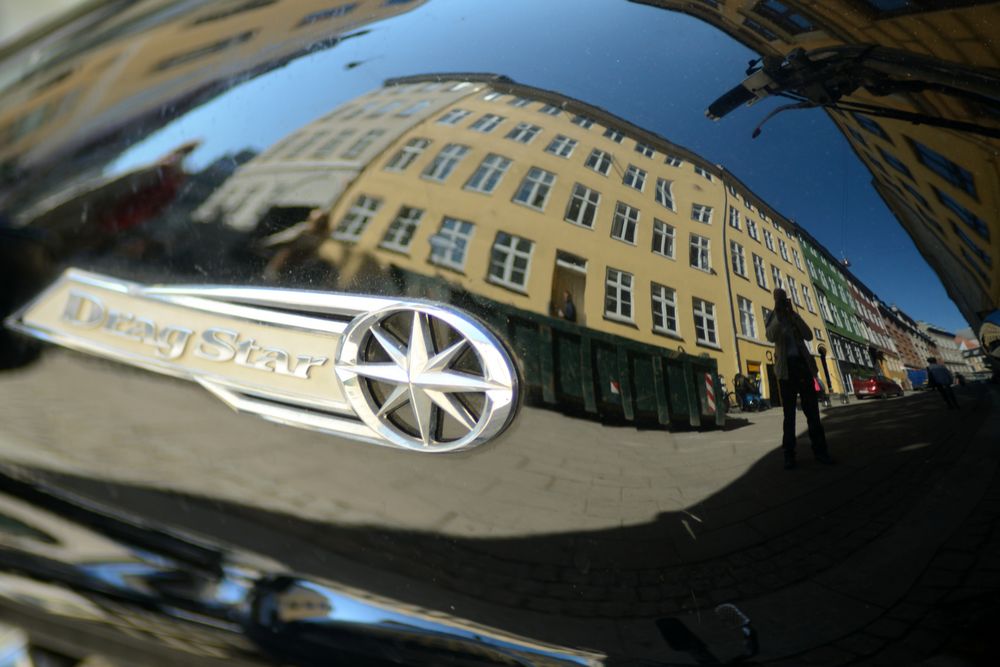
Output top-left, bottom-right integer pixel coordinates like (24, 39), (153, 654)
(0, 0), (999, 664)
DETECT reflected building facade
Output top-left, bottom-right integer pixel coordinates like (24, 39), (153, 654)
(633, 0), (1000, 337)
(306, 75), (839, 401)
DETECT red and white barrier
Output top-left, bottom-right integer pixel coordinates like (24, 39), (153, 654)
(704, 373), (716, 413)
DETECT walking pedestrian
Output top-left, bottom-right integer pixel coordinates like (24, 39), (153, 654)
(765, 289), (833, 470)
(926, 357), (959, 409)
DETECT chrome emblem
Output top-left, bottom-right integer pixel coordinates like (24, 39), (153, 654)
(338, 305), (516, 452)
(7, 269), (518, 453)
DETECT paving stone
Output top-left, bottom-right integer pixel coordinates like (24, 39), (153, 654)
(866, 617), (911, 639)
(834, 632), (886, 657)
(800, 645), (857, 665)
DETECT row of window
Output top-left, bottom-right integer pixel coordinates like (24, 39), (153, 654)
(725, 205), (802, 271)
(604, 268), (720, 347)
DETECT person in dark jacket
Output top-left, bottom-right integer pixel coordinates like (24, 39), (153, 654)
(765, 289), (833, 469)
(557, 290), (577, 323)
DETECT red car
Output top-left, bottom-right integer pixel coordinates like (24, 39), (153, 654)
(853, 375), (905, 399)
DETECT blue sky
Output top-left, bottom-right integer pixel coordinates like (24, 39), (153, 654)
(110, 0), (969, 331)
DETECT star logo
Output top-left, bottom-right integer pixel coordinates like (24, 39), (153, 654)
(336, 305), (518, 452)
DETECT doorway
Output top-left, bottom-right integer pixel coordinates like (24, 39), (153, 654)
(765, 362), (781, 406)
(551, 251), (587, 324)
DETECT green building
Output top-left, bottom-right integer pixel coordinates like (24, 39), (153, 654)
(796, 228), (874, 393)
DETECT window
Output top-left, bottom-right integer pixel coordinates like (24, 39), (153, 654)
(571, 115), (593, 128)
(694, 165), (713, 181)
(605, 268), (634, 322)
(802, 285), (815, 313)
(545, 134), (577, 158)
(652, 219), (675, 258)
(814, 327), (824, 341)
(747, 218), (760, 241)
(738, 296), (757, 339)
(313, 129), (355, 159)
(342, 129), (384, 158)
(611, 202), (640, 244)
(771, 265), (784, 289)
(730, 240), (747, 277)
(622, 165), (646, 191)
(505, 122), (541, 144)
(763, 229), (775, 251)
(762, 306), (774, 329)
(665, 154), (683, 167)
(482, 91), (503, 102)
(464, 153), (511, 194)
(936, 188), (989, 240)
(951, 222), (992, 267)
(380, 206), (423, 252)
(792, 248), (802, 270)
(488, 233), (534, 290)
(422, 143), (469, 181)
(333, 195), (381, 241)
(437, 108), (471, 125)
(752, 253), (768, 289)
(635, 143), (655, 158)
(603, 128), (624, 143)
(565, 184), (601, 228)
(690, 234), (711, 271)
(788, 276), (801, 305)
(754, 0), (815, 34)
(743, 16), (778, 40)
(585, 148), (612, 175)
(384, 137), (430, 171)
(369, 101), (400, 117)
(853, 112), (890, 141)
(469, 113), (505, 133)
(429, 217), (475, 270)
(778, 239), (789, 261)
(691, 203), (713, 224)
(508, 97), (531, 107)
(878, 146), (913, 179)
(513, 167), (556, 211)
(539, 104), (561, 116)
(152, 31), (255, 71)
(910, 138), (976, 197)
(728, 206), (741, 230)
(298, 4), (356, 25)
(651, 283), (678, 334)
(693, 298), (718, 346)
(654, 178), (674, 210)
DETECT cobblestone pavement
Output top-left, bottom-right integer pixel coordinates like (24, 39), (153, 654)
(0, 352), (998, 664)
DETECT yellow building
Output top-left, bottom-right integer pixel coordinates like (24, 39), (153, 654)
(0, 0), (427, 175)
(309, 75), (839, 400)
(633, 0), (999, 330)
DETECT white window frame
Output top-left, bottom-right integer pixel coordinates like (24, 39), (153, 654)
(488, 232), (534, 291)
(513, 167), (556, 211)
(342, 129), (384, 159)
(694, 165), (713, 181)
(771, 265), (784, 290)
(622, 164), (646, 191)
(571, 115), (593, 128)
(730, 240), (747, 277)
(333, 194), (381, 241)
(802, 285), (816, 313)
(437, 108), (471, 125)
(652, 219), (675, 259)
(778, 239), (789, 261)
(693, 298), (719, 346)
(665, 154), (683, 167)
(747, 218), (760, 241)
(764, 229), (775, 251)
(611, 202), (639, 244)
(603, 128), (624, 143)
(539, 104), (561, 116)
(605, 268), (634, 322)
(585, 148), (612, 175)
(429, 217), (475, 271)
(384, 137), (430, 171)
(738, 296), (757, 339)
(728, 206), (741, 230)
(421, 143), (470, 182)
(635, 143), (655, 158)
(792, 248), (803, 270)
(651, 283), (679, 335)
(380, 206), (424, 253)
(753, 253), (768, 289)
(654, 178), (675, 211)
(545, 134), (578, 158)
(505, 122), (541, 144)
(691, 203), (713, 224)
(690, 234), (711, 271)
(565, 183), (601, 229)
(469, 113), (505, 133)
(788, 276), (801, 305)
(464, 153), (511, 194)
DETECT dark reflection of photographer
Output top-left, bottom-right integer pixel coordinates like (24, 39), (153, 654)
(766, 288), (833, 470)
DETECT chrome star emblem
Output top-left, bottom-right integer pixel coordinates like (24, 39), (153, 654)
(336, 305), (518, 452)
